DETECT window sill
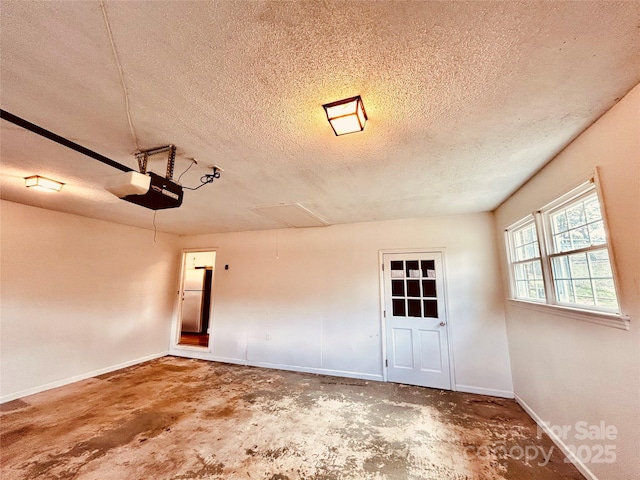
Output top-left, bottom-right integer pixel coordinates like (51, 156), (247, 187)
(507, 299), (630, 331)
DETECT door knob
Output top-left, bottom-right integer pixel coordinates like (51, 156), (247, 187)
(439, 321), (445, 326)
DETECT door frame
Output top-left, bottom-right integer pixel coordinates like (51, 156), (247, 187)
(378, 248), (457, 389)
(170, 248), (218, 352)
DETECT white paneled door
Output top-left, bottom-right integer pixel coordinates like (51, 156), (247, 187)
(383, 252), (451, 389)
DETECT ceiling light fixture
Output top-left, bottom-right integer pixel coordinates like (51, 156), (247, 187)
(322, 95), (367, 136)
(25, 175), (64, 192)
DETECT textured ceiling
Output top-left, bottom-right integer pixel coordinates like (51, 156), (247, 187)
(1, 1), (639, 236)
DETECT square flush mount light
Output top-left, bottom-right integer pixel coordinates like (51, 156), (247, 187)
(323, 95), (367, 136)
(25, 175), (64, 192)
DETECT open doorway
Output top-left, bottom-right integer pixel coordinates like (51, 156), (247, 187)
(177, 250), (216, 349)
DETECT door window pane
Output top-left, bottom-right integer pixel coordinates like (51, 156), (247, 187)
(406, 280), (421, 297)
(407, 299), (421, 317)
(391, 260), (404, 278)
(391, 280), (405, 297)
(422, 279), (436, 297)
(392, 299), (406, 316)
(405, 261), (419, 277)
(391, 261), (403, 270)
(421, 260), (435, 277)
(423, 300), (438, 318)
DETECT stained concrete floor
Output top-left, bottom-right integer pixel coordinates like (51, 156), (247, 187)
(1, 356), (584, 480)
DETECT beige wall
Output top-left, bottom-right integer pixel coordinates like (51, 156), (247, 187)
(494, 83), (640, 480)
(0, 200), (514, 401)
(178, 212), (514, 397)
(0, 200), (180, 401)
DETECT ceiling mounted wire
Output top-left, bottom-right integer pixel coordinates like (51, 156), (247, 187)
(183, 166), (223, 191)
(100, 1), (139, 151)
(177, 159), (196, 182)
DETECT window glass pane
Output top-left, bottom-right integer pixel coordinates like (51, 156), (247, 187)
(593, 279), (617, 308)
(552, 250), (618, 310)
(406, 280), (421, 297)
(573, 279), (595, 306)
(524, 262), (534, 279)
(513, 260), (545, 300)
(584, 196), (602, 223)
(588, 220), (606, 245)
(511, 222), (539, 261)
(533, 261), (543, 279)
(555, 279), (574, 304)
(588, 250), (613, 278)
(569, 252), (590, 278)
(514, 224), (536, 245)
(522, 225), (538, 243)
(552, 256), (571, 279)
(514, 263), (525, 281)
(567, 203), (586, 229)
(553, 232), (571, 253)
(524, 243), (537, 260)
(514, 260), (542, 281)
(392, 280), (405, 297)
(570, 227), (590, 250)
(407, 299), (421, 317)
(522, 280), (545, 300)
(392, 299), (405, 316)
(551, 211), (568, 234)
(513, 230), (524, 247)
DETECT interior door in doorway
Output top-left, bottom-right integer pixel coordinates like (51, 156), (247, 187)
(383, 252), (451, 390)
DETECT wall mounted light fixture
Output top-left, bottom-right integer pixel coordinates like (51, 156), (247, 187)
(25, 175), (64, 192)
(323, 95), (367, 136)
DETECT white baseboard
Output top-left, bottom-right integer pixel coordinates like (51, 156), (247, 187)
(168, 350), (384, 382)
(0, 351), (168, 404)
(168, 349), (519, 391)
(515, 394), (598, 480)
(455, 384), (514, 399)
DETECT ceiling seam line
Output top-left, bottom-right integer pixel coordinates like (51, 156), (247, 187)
(100, 0), (139, 152)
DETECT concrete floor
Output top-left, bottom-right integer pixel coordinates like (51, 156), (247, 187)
(1, 356), (584, 480)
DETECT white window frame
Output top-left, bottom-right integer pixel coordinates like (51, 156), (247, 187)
(505, 170), (629, 330)
(505, 214), (546, 303)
